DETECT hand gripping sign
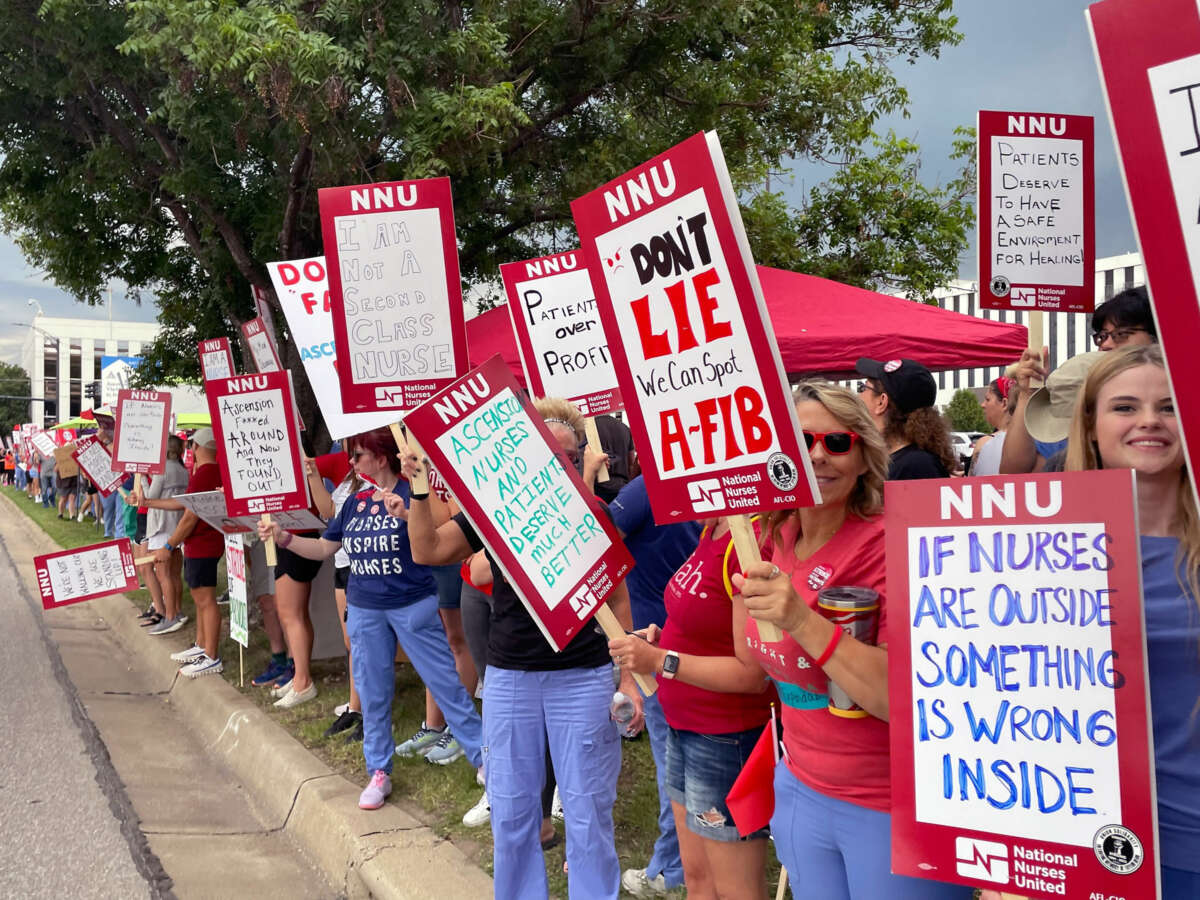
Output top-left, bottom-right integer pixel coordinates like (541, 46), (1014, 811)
(198, 337), (237, 382)
(71, 434), (124, 497)
(886, 472), (1158, 900)
(319, 177), (469, 413)
(113, 389), (173, 477)
(571, 131), (818, 524)
(35, 538), (139, 610)
(403, 355), (651, 691)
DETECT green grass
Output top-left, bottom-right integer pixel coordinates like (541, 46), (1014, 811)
(8, 483), (786, 898)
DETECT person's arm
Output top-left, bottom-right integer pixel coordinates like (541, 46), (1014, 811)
(999, 346), (1048, 475)
(605, 581), (645, 732)
(259, 519), (340, 561)
(736, 560), (890, 720)
(580, 444), (606, 494)
(152, 510), (200, 562)
(391, 448), (474, 564)
(468, 550), (492, 587)
(305, 458), (335, 519)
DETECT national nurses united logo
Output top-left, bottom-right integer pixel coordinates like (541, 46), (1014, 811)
(807, 564), (833, 591)
(1093, 825), (1144, 875)
(766, 452), (798, 491)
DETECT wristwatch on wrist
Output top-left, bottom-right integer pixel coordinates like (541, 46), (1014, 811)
(661, 650), (680, 680)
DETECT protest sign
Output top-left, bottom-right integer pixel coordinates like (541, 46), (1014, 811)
(500, 249), (621, 415)
(113, 389), (173, 475)
(240, 316), (282, 373)
(71, 435), (124, 497)
(251, 283), (279, 347)
(35, 538), (139, 610)
(404, 355), (638, 655)
(225, 534), (249, 647)
(571, 131), (817, 522)
(198, 337), (236, 382)
(1089, 0), (1200, 515)
(100, 355), (141, 408)
(978, 111), (1095, 313)
(318, 177), (469, 412)
(268, 256), (402, 439)
(53, 445), (79, 479)
(175, 490), (325, 535)
(886, 471), (1157, 899)
(205, 371), (309, 517)
(31, 430), (56, 457)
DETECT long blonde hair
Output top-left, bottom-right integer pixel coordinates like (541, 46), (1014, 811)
(1065, 344), (1200, 609)
(763, 380), (887, 544)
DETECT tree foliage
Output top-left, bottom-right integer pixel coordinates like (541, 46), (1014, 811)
(0, 0), (969, 445)
(0, 361), (32, 433)
(945, 388), (989, 434)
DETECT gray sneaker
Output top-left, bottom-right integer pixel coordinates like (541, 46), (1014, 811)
(148, 616), (185, 635)
(424, 730), (464, 766)
(395, 722), (445, 757)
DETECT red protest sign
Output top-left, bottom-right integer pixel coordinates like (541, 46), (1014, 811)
(240, 316), (282, 373)
(571, 131), (817, 523)
(205, 371), (309, 517)
(319, 177), (469, 413)
(978, 111), (1095, 312)
(500, 249), (621, 415)
(1089, 0), (1200, 515)
(198, 337), (236, 382)
(113, 389), (173, 475)
(35, 538), (139, 610)
(404, 355), (634, 651)
(886, 471), (1157, 899)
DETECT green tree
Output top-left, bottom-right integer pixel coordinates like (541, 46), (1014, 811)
(0, 361), (32, 433)
(0, 0), (969, 446)
(945, 388), (989, 434)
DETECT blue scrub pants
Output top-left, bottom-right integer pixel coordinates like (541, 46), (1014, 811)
(346, 595), (483, 775)
(101, 489), (124, 538)
(772, 763), (971, 900)
(484, 664), (621, 900)
(641, 687), (684, 888)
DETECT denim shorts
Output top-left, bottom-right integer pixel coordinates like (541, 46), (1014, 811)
(432, 564), (462, 610)
(665, 724), (769, 842)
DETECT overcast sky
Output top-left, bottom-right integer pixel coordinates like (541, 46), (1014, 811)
(0, 0), (1132, 365)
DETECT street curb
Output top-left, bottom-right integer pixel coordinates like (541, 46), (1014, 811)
(9, 494), (493, 900)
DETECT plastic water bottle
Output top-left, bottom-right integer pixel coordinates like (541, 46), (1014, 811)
(610, 691), (636, 737)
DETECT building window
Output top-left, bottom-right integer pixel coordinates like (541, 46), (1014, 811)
(1104, 268), (1114, 300)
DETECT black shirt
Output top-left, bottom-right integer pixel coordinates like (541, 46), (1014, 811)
(452, 511), (612, 672)
(888, 444), (949, 481)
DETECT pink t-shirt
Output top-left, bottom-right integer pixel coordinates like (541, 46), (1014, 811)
(745, 513), (891, 812)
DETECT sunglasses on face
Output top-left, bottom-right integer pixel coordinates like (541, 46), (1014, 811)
(803, 430), (861, 455)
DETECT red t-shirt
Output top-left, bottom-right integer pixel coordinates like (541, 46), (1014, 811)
(745, 513), (891, 812)
(658, 522), (777, 734)
(184, 463), (225, 559)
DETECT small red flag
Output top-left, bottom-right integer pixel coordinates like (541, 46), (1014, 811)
(725, 722), (777, 837)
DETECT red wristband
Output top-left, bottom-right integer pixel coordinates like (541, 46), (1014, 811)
(813, 625), (843, 667)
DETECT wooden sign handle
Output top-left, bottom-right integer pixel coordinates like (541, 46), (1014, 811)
(582, 417), (610, 483)
(262, 513), (277, 566)
(133, 473), (142, 496)
(727, 514), (782, 642)
(134, 556), (155, 567)
(1027, 310), (1045, 390)
(775, 868), (789, 900)
(392, 423), (431, 495)
(593, 603), (657, 696)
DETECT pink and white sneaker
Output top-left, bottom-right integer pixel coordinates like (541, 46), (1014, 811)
(358, 770), (392, 810)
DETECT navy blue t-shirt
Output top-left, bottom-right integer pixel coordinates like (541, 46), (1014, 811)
(322, 483), (436, 610)
(608, 476), (702, 630)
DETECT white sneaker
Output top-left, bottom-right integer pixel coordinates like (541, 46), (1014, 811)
(462, 792), (490, 827)
(270, 678), (294, 698)
(170, 644), (205, 663)
(551, 785), (564, 821)
(274, 683), (317, 708)
(333, 701), (350, 716)
(180, 654), (223, 678)
(621, 869), (668, 897)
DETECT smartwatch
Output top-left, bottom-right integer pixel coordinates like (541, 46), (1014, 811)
(661, 651), (680, 680)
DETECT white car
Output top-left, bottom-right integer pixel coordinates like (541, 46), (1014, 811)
(950, 432), (975, 460)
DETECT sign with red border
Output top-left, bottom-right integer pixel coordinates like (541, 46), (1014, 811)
(319, 177), (469, 413)
(174, 490), (325, 535)
(240, 316), (282, 373)
(113, 389), (173, 475)
(886, 471), (1157, 899)
(35, 538), (139, 610)
(571, 131), (817, 523)
(403, 355), (634, 651)
(71, 435), (124, 497)
(500, 249), (621, 414)
(1089, 0), (1200, 515)
(205, 371), (309, 517)
(198, 337), (236, 382)
(978, 111), (1095, 312)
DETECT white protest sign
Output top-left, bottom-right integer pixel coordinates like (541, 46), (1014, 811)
(31, 431), (56, 457)
(34, 539), (139, 610)
(176, 490), (325, 535)
(225, 534), (249, 647)
(240, 316), (282, 373)
(113, 389), (173, 475)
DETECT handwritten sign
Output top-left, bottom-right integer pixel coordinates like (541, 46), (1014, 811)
(198, 337), (237, 382)
(572, 131), (817, 522)
(886, 472), (1157, 899)
(225, 534), (249, 647)
(319, 177), (469, 412)
(240, 316), (282, 373)
(268, 256), (403, 440)
(404, 355), (634, 650)
(978, 111), (1095, 312)
(31, 430), (56, 457)
(35, 538), (139, 610)
(205, 371), (309, 517)
(174, 490), (324, 535)
(113, 389), (173, 475)
(71, 435), (124, 497)
(500, 249), (622, 414)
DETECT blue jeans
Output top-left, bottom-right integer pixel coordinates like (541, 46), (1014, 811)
(641, 689), (684, 887)
(40, 474), (54, 507)
(772, 764), (972, 900)
(101, 490), (124, 538)
(666, 724), (768, 842)
(347, 596), (483, 775)
(484, 665), (621, 900)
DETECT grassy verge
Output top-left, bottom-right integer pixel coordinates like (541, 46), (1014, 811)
(9, 483), (786, 897)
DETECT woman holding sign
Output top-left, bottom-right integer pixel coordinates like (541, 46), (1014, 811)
(734, 382), (969, 900)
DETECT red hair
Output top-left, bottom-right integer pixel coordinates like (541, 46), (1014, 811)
(345, 427), (403, 475)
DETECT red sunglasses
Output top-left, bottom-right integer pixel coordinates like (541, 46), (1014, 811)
(803, 430), (861, 455)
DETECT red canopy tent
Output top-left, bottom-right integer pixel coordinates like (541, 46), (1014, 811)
(467, 265), (1026, 384)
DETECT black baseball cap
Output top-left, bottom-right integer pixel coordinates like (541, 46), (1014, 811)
(855, 357), (937, 415)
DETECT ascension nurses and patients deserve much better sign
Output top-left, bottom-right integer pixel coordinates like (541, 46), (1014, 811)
(571, 130), (817, 522)
(885, 472), (1158, 899)
(403, 355), (634, 652)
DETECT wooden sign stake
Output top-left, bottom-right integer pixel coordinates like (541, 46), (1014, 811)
(239, 644), (244, 688)
(262, 513), (277, 566)
(1027, 310), (1045, 390)
(582, 417), (610, 483)
(393, 423), (430, 495)
(726, 515), (781, 642)
(593, 603), (656, 696)
(774, 869), (788, 900)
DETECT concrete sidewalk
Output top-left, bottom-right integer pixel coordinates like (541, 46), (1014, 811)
(4, 492), (493, 900)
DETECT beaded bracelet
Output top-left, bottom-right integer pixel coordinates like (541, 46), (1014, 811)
(813, 624), (843, 667)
